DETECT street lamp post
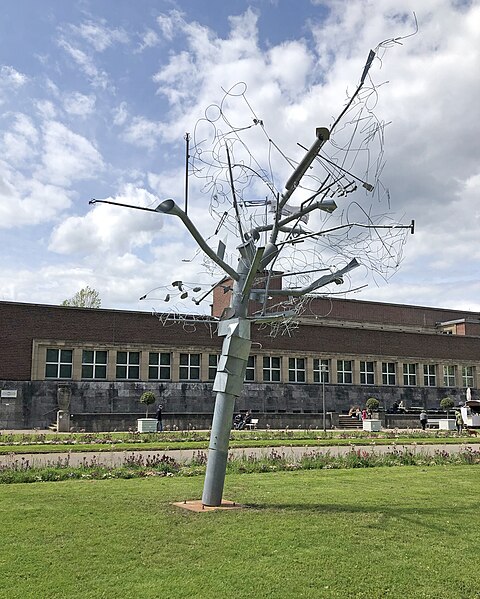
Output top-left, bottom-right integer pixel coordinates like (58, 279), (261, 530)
(321, 363), (327, 432)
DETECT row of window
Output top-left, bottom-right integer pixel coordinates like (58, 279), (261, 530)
(46, 349), (227, 381)
(332, 360), (471, 387)
(44, 348), (476, 388)
(46, 349), (206, 381)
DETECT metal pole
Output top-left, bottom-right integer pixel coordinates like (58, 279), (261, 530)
(201, 390), (238, 506)
(184, 133), (190, 214)
(202, 263), (251, 507)
(322, 367), (326, 432)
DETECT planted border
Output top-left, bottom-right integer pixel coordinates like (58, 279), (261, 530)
(1, 446), (479, 484)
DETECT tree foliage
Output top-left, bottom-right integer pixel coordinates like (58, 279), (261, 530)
(440, 397), (454, 410)
(140, 391), (156, 417)
(62, 286), (101, 308)
(440, 397), (455, 418)
(366, 397), (380, 412)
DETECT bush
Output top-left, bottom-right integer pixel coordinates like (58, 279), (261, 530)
(440, 397), (455, 418)
(366, 397), (380, 412)
(139, 391), (156, 417)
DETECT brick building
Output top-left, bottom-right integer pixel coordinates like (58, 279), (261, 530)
(0, 295), (479, 431)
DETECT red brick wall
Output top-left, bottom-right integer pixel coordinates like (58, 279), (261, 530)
(250, 322), (480, 360)
(212, 276), (480, 328)
(464, 322), (480, 336)
(1, 300), (479, 381)
(0, 302), (222, 380)
(211, 273), (283, 318)
(306, 296), (480, 328)
(212, 282), (231, 318)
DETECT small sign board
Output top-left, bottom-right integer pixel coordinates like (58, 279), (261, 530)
(1, 390), (17, 398)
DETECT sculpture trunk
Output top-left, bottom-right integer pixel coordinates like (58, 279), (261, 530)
(201, 261), (251, 507)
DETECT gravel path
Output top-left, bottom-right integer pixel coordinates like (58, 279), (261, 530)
(0, 442), (476, 468)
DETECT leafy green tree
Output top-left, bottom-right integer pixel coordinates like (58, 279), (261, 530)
(440, 397), (455, 419)
(62, 286), (101, 308)
(140, 391), (156, 417)
(366, 397), (380, 413)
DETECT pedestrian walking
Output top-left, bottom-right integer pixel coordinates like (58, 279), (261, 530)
(455, 409), (463, 435)
(419, 410), (428, 431)
(156, 404), (163, 432)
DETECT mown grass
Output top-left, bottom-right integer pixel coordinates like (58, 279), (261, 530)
(1, 466), (479, 598)
(1, 428), (478, 454)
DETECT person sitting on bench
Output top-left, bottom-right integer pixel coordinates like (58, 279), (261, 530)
(238, 411), (252, 430)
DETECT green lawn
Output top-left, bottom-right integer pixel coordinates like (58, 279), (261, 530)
(1, 466), (479, 598)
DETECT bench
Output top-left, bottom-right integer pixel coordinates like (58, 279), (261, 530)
(245, 418), (259, 430)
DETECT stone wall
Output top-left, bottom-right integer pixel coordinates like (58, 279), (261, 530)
(0, 380), (466, 431)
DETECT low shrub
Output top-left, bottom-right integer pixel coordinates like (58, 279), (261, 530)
(4, 446), (479, 485)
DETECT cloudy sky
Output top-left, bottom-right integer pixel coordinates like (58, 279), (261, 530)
(1, 0), (479, 315)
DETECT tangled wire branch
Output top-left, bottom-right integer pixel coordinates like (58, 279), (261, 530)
(145, 23), (417, 336)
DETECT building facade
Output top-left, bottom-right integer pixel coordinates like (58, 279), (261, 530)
(0, 296), (479, 430)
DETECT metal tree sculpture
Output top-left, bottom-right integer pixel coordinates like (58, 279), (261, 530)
(91, 35), (415, 506)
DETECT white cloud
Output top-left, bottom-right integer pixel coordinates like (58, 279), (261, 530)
(113, 101), (128, 126)
(267, 41), (314, 99)
(57, 38), (110, 89)
(0, 65), (27, 88)
(71, 20), (129, 52)
(152, 51), (197, 105)
(136, 28), (160, 53)
(122, 116), (165, 149)
(2, 113), (39, 165)
(228, 8), (259, 39)
(48, 184), (163, 255)
(35, 99), (57, 119)
(0, 160), (72, 228)
(147, 168), (185, 200)
(57, 19), (129, 89)
(0, 66), (28, 106)
(12, 113), (39, 141)
(43, 183), (213, 308)
(0, 264), (109, 307)
(157, 10), (185, 41)
(153, 10), (263, 108)
(39, 121), (104, 186)
(63, 92), (96, 116)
